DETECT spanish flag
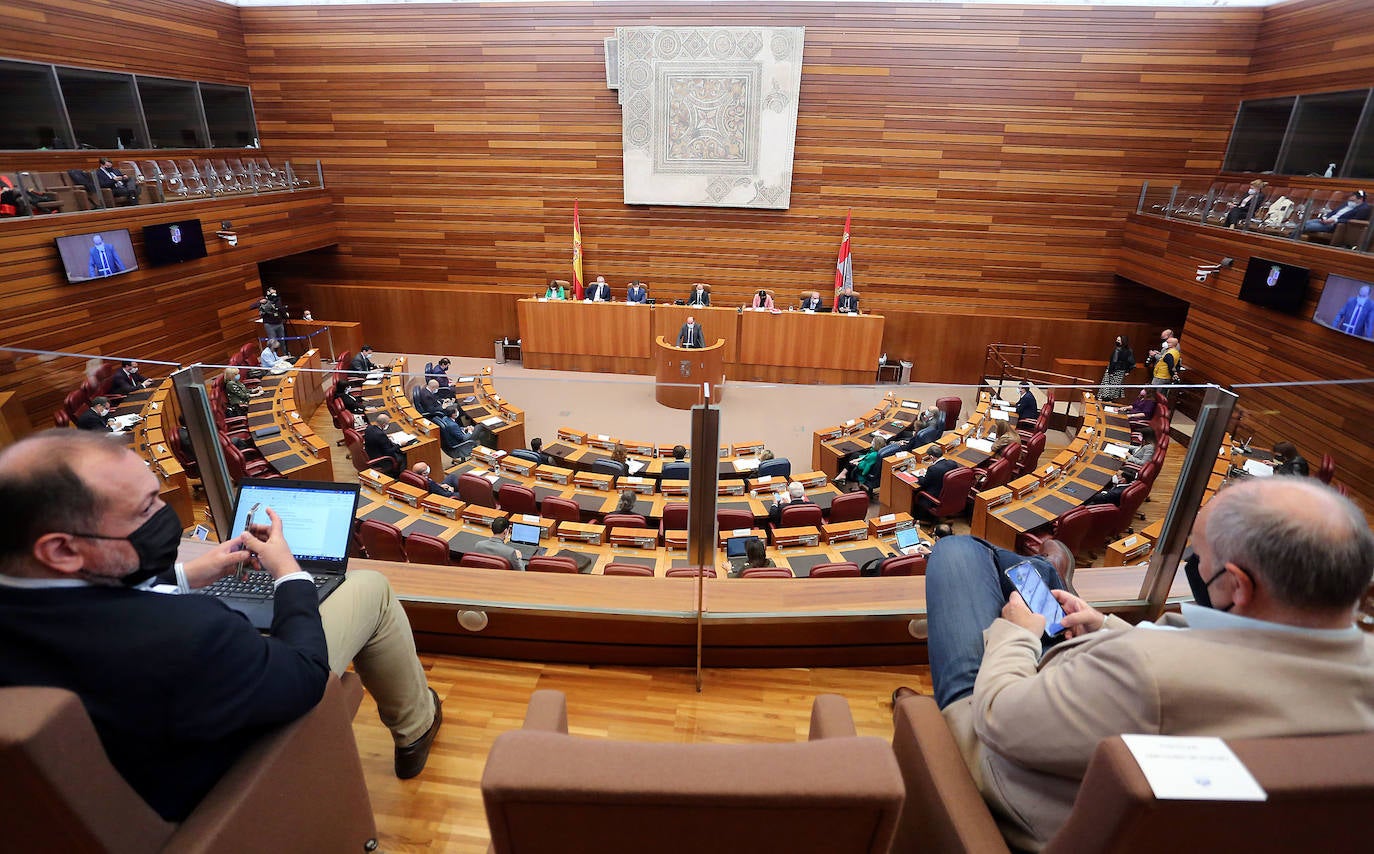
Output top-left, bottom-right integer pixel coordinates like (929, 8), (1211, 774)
(571, 201), (585, 300)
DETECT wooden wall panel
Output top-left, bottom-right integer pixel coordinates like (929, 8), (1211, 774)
(1245, 0), (1374, 98)
(239, 1), (1259, 328)
(0, 191), (337, 432)
(0, 0), (248, 84)
(1118, 214), (1374, 512)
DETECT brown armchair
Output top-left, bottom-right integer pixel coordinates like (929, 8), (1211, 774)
(482, 690), (903, 854)
(891, 692), (1374, 853)
(0, 674), (377, 853)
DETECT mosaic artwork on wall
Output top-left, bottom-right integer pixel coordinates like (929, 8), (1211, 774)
(607, 26), (805, 210)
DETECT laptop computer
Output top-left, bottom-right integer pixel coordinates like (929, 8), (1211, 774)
(895, 526), (929, 556)
(197, 478), (361, 630)
(725, 534), (760, 574)
(508, 521), (546, 560)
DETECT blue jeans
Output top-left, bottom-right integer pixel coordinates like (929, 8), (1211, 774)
(925, 536), (1066, 709)
(1302, 219), (1335, 234)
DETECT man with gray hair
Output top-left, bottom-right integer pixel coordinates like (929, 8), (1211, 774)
(897, 476), (1374, 850)
(767, 481), (812, 526)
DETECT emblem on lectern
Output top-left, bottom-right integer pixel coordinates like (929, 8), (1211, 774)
(680, 360), (692, 377)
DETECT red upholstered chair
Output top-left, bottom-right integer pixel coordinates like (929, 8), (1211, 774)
(660, 503), (690, 541)
(497, 483), (538, 515)
(399, 470), (429, 492)
(740, 567), (793, 578)
(603, 563), (654, 577)
(529, 556), (579, 574)
(879, 554), (926, 577)
(666, 566), (716, 578)
(459, 473), (499, 509)
(222, 442), (281, 482)
(827, 491), (869, 524)
(167, 426), (200, 480)
(601, 513), (647, 529)
(809, 562), (860, 579)
(63, 389), (88, 417)
(541, 497), (581, 525)
(916, 467), (977, 520)
(1018, 504), (1113, 559)
(779, 503), (824, 528)
(358, 520), (407, 562)
(1318, 454), (1335, 484)
(459, 552), (514, 571)
(1013, 432), (1047, 477)
(935, 396), (962, 431)
(343, 428), (394, 475)
(1107, 481), (1152, 538)
(328, 397), (355, 443)
(716, 508), (755, 531)
(999, 441), (1022, 462)
(978, 456), (1016, 491)
(403, 532), (451, 566)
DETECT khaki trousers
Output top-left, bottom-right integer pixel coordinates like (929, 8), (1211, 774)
(319, 569), (433, 745)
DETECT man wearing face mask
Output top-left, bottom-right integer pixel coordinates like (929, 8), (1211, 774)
(895, 477), (1374, 850)
(0, 430), (443, 822)
(257, 288), (288, 348)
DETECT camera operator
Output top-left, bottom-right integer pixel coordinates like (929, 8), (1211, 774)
(257, 288), (288, 353)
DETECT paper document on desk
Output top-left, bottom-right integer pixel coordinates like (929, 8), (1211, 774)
(481, 416), (504, 427)
(627, 459), (647, 475)
(1242, 459), (1274, 478)
(366, 371), (384, 381)
(270, 362), (291, 374)
(389, 430), (417, 446)
(1121, 735), (1266, 801)
(990, 410), (1009, 421)
(733, 458), (760, 472)
(965, 438), (994, 454)
(1103, 443), (1131, 459)
(110, 414), (142, 429)
(362, 379), (382, 387)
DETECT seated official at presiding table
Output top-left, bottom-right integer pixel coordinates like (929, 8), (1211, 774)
(836, 285), (859, 314)
(686, 283), (710, 306)
(677, 316), (706, 348)
(544, 280), (567, 300)
(750, 289), (775, 310)
(625, 280), (649, 303)
(584, 276), (612, 302)
(800, 291), (823, 311)
(0, 430), (444, 822)
(900, 476), (1374, 850)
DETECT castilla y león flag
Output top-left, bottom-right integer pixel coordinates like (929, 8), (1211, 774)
(571, 201), (585, 300)
(834, 210), (853, 309)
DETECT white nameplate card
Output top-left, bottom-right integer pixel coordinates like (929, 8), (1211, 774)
(1120, 735), (1266, 802)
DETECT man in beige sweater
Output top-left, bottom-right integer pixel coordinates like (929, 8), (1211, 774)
(919, 477), (1374, 850)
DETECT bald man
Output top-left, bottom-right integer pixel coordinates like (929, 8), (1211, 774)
(901, 477), (1374, 850)
(0, 430), (441, 821)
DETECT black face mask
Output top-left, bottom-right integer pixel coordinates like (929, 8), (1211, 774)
(1183, 551), (1233, 612)
(70, 504), (183, 587)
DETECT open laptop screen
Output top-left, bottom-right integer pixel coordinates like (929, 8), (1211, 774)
(895, 527), (922, 551)
(229, 479), (360, 570)
(509, 522), (541, 547)
(725, 535), (755, 559)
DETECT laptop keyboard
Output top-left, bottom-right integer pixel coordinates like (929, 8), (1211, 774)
(202, 570), (328, 599)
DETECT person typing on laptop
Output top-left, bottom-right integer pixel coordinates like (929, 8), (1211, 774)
(0, 430), (443, 822)
(471, 517), (527, 570)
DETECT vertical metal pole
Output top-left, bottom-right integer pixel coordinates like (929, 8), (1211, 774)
(1136, 180), (1148, 214)
(172, 365), (235, 539)
(1139, 385), (1237, 617)
(688, 401), (720, 692)
(1164, 185), (1179, 219)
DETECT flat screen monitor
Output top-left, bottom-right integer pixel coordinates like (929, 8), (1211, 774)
(142, 218), (206, 266)
(1312, 274), (1374, 342)
(1238, 257), (1309, 313)
(54, 229), (137, 283)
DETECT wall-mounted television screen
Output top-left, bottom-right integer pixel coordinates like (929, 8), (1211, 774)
(54, 229), (138, 284)
(143, 219), (207, 266)
(1312, 274), (1374, 342)
(1238, 257), (1309, 313)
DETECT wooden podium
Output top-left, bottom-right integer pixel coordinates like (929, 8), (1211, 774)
(655, 336), (724, 409)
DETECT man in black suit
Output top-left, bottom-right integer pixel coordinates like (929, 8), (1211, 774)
(349, 346), (380, 376)
(768, 482), (813, 526)
(585, 276), (612, 302)
(800, 292), (822, 311)
(1086, 468), (1135, 506)
(107, 361), (151, 395)
(412, 379), (443, 418)
(75, 396), (114, 431)
(0, 431), (441, 822)
(836, 286), (859, 314)
(1015, 381), (1038, 424)
(1303, 190), (1371, 234)
(686, 283), (710, 306)
(411, 461), (459, 495)
(915, 446), (961, 516)
(363, 413), (407, 476)
(677, 316), (705, 348)
(95, 158), (138, 205)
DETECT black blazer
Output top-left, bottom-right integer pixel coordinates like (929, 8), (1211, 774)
(1016, 391), (1038, 423)
(412, 386), (442, 416)
(800, 296), (822, 311)
(349, 354), (377, 374)
(768, 496), (812, 526)
(75, 408), (112, 431)
(1086, 483), (1128, 506)
(585, 282), (611, 301)
(107, 369), (146, 395)
(686, 289), (710, 306)
(364, 423), (404, 471)
(918, 458), (960, 498)
(677, 322), (705, 348)
(0, 580), (329, 821)
(837, 294), (859, 313)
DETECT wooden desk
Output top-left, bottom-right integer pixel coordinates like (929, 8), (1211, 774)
(115, 381), (193, 528)
(517, 299), (653, 373)
(290, 318), (363, 363)
(0, 390), (33, 445)
(655, 336), (724, 409)
(247, 349), (332, 481)
(449, 370), (526, 452)
(735, 309), (883, 384)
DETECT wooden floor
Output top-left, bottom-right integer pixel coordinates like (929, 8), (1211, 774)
(351, 655), (930, 853)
